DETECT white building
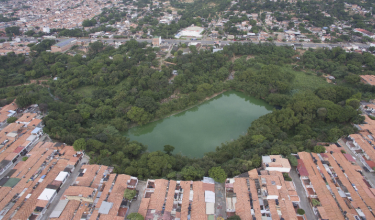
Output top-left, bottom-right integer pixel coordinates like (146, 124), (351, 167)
(175, 25), (205, 38)
(262, 155), (291, 173)
(43, 27), (50, 34)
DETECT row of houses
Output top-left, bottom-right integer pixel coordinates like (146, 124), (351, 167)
(296, 144), (375, 220)
(225, 156), (300, 220)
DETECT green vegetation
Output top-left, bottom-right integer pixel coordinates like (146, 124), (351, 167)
(227, 215), (241, 220)
(6, 117), (17, 123)
(0, 40), (369, 180)
(313, 145), (326, 153)
(126, 213), (144, 220)
(22, 157), (28, 161)
(283, 173), (292, 181)
(163, 145), (175, 155)
(311, 199), (321, 207)
(123, 188), (136, 200)
(287, 155), (298, 166)
(208, 167), (227, 183)
(297, 209), (305, 215)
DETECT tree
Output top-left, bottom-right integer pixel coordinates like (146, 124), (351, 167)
(126, 213), (144, 220)
(180, 166), (204, 180)
(6, 117), (17, 123)
(123, 188), (136, 200)
(127, 106), (153, 125)
(73, 138), (86, 151)
(208, 166), (227, 183)
(297, 209), (305, 215)
(313, 145), (325, 153)
(22, 157), (28, 161)
(163, 145), (175, 155)
(135, 96), (159, 113)
(5, 26), (20, 35)
(287, 155), (298, 166)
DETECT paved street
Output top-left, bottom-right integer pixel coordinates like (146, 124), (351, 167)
(289, 168), (317, 220)
(127, 180), (146, 215)
(0, 36), (370, 49)
(214, 182), (226, 220)
(40, 155), (89, 220)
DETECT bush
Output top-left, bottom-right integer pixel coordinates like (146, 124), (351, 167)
(311, 198), (321, 206)
(126, 213), (144, 220)
(227, 215), (241, 220)
(22, 157), (28, 161)
(6, 117), (17, 123)
(297, 208), (305, 215)
(341, 150), (346, 154)
(313, 145), (326, 153)
(208, 166), (227, 183)
(287, 155), (298, 166)
(283, 173), (292, 181)
(123, 188), (136, 200)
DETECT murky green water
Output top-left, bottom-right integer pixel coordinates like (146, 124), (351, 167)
(124, 91), (273, 158)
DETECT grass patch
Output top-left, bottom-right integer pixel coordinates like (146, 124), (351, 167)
(74, 86), (96, 98)
(290, 68), (331, 93)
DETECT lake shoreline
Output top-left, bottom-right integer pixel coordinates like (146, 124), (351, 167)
(124, 91), (273, 157)
(127, 89), (228, 130)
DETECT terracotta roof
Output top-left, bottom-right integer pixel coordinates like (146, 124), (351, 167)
(148, 179), (168, 211)
(62, 186), (95, 198)
(138, 198), (150, 217)
(191, 181), (207, 220)
(164, 180), (176, 212)
(297, 159), (309, 176)
(180, 181), (191, 220)
(233, 178), (252, 220)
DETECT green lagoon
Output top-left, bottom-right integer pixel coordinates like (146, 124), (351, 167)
(124, 91), (273, 157)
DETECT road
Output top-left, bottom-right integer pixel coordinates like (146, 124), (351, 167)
(40, 155), (89, 220)
(1, 36), (370, 49)
(289, 168), (317, 220)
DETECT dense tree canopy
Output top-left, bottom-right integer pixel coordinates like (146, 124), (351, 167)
(0, 40), (367, 180)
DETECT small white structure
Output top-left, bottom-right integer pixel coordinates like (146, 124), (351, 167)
(43, 27), (50, 34)
(205, 191), (215, 203)
(55, 171), (69, 183)
(38, 188), (57, 201)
